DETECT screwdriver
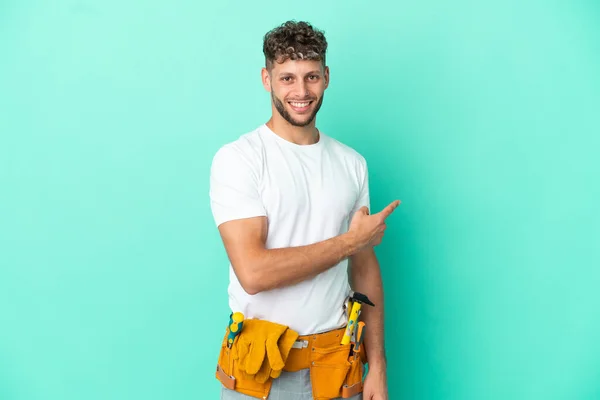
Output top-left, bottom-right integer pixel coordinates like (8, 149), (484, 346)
(353, 321), (366, 359)
(227, 312), (244, 348)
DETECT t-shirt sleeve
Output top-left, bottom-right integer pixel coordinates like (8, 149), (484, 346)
(209, 144), (267, 227)
(350, 157), (371, 218)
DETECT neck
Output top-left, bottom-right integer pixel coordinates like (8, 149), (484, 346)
(266, 114), (319, 146)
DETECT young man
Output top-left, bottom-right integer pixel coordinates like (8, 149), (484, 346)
(210, 20), (400, 400)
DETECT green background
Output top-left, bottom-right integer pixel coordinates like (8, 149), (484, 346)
(2, 0), (599, 399)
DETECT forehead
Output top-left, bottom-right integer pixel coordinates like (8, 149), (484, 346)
(271, 59), (324, 75)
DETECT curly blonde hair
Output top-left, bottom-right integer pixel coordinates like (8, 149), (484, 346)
(263, 21), (328, 70)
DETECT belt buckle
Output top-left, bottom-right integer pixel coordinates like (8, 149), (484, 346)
(292, 339), (309, 349)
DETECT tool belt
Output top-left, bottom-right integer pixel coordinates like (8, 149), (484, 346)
(216, 319), (366, 400)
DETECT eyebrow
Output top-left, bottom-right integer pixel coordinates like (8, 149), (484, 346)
(279, 70), (322, 77)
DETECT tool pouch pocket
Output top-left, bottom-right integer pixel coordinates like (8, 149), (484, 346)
(216, 336), (236, 390)
(309, 343), (352, 400)
(216, 333), (272, 399)
(341, 356), (364, 398)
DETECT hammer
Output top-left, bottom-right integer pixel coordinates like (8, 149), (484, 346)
(341, 291), (375, 345)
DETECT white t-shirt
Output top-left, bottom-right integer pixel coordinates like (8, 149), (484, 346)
(209, 124), (370, 335)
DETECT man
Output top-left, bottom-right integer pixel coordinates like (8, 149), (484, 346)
(209, 20), (400, 400)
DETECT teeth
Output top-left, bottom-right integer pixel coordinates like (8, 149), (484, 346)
(290, 102), (310, 107)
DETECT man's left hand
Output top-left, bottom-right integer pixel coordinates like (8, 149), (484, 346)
(363, 364), (388, 400)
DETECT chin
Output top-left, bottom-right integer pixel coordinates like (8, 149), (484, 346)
(292, 119), (315, 127)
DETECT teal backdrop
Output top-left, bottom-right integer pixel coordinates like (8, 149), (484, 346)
(1, 1), (599, 399)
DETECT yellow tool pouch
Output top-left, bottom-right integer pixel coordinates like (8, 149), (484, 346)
(286, 327), (365, 400)
(216, 334), (273, 399)
(216, 318), (298, 399)
(341, 353), (365, 398)
(216, 323), (365, 400)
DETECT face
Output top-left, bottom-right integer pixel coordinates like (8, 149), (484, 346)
(262, 59), (329, 127)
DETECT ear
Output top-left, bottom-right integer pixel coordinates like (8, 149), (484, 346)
(324, 66), (330, 89)
(261, 67), (271, 92)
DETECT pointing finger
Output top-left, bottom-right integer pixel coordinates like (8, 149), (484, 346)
(379, 200), (401, 219)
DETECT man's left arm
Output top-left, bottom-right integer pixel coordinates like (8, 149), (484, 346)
(349, 246), (388, 398)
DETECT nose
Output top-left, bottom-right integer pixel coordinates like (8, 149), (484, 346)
(295, 81), (310, 99)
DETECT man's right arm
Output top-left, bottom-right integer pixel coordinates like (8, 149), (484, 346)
(217, 216), (359, 294)
(217, 200), (399, 295)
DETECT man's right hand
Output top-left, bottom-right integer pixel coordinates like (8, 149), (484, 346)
(348, 200), (401, 250)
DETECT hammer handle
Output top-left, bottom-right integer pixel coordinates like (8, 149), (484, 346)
(341, 302), (362, 345)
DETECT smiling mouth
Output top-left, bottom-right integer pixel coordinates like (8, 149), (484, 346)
(287, 100), (313, 112)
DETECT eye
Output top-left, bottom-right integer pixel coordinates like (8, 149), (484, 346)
(308, 75), (319, 80)
(281, 76), (292, 82)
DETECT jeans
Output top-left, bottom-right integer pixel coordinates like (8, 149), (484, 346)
(219, 368), (363, 400)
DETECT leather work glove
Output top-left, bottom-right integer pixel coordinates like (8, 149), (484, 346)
(255, 327), (299, 383)
(233, 319), (291, 377)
